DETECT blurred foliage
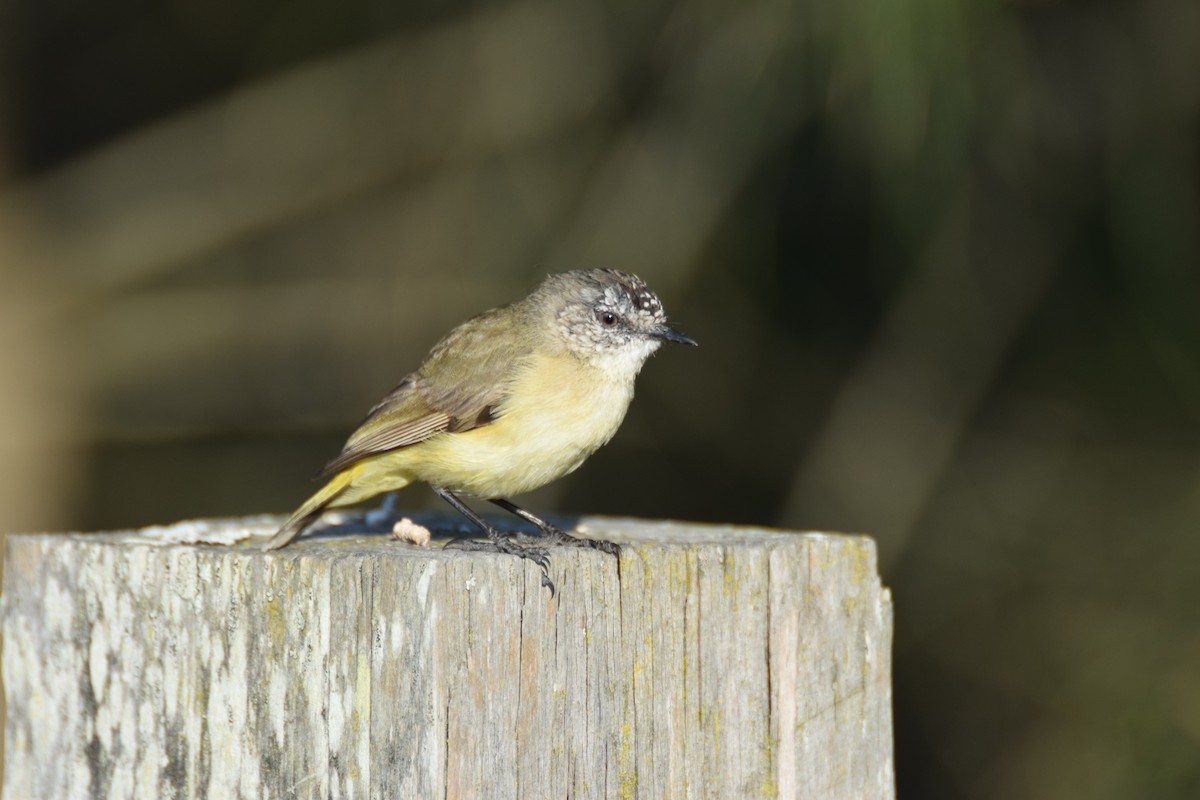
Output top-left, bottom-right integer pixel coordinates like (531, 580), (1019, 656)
(2, 0), (1199, 796)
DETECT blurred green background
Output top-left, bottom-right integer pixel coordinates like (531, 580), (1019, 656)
(2, 0), (1198, 796)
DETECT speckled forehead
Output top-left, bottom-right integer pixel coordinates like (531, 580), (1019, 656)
(601, 280), (664, 318)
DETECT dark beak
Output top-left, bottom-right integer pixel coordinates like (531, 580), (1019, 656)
(651, 323), (698, 346)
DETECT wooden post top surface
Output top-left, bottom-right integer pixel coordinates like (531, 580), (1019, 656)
(3, 512), (880, 550)
(3, 514), (894, 800)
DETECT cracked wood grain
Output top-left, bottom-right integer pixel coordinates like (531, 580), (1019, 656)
(2, 516), (894, 799)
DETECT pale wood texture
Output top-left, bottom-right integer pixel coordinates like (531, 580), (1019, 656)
(2, 516), (894, 799)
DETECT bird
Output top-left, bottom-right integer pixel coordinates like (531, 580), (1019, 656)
(263, 269), (696, 587)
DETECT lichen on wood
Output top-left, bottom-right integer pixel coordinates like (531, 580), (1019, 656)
(2, 516), (894, 799)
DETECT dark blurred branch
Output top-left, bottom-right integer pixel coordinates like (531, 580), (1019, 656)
(0, 0), (617, 293)
(782, 189), (1058, 564)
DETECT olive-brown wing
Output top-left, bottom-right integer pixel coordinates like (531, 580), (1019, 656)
(314, 307), (528, 480)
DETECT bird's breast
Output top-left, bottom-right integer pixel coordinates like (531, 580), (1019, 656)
(408, 351), (637, 497)
(500, 351), (636, 452)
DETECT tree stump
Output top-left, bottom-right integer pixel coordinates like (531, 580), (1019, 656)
(2, 515), (894, 798)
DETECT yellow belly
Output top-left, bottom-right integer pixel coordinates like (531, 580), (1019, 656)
(353, 351), (637, 499)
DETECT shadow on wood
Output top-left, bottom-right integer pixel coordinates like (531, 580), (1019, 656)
(2, 516), (894, 799)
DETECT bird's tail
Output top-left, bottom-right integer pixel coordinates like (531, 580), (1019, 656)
(262, 472), (354, 551)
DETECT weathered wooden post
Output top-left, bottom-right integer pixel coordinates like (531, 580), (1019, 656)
(2, 515), (894, 798)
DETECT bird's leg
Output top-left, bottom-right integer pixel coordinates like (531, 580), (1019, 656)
(489, 498), (621, 557)
(434, 487), (554, 591)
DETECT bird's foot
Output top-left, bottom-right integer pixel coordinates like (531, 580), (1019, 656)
(444, 536), (555, 592)
(516, 524), (621, 557)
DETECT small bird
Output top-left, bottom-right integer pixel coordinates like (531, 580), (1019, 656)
(264, 269), (696, 586)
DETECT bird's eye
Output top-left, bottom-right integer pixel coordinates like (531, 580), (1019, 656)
(597, 310), (618, 326)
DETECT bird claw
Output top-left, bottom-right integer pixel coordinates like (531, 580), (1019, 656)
(585, 539), (622, 557)
(519, 524), (621, 557)
(443, 519), (621, 596)
(443, 535), (555, 593)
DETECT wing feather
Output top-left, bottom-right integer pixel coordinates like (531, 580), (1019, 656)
(313, 306), (531, 480)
